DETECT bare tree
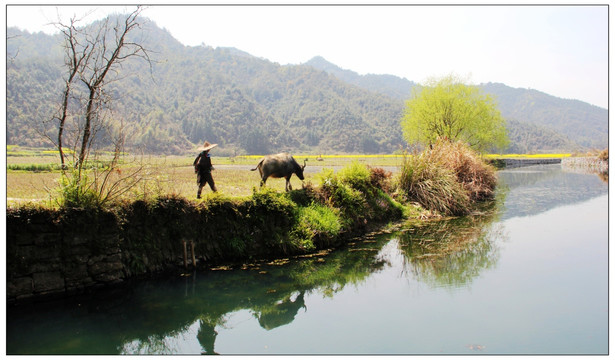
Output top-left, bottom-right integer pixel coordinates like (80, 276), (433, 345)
(50, 6), (153, 206)
(7, 33), (21, 62)
(75, 6), (151, 174)
(53, 16), (90, 169)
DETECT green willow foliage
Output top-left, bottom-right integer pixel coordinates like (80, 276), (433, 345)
(401, 75), (509, 153)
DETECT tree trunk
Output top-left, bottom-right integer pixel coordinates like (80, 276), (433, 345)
(78, 86), (96, 173)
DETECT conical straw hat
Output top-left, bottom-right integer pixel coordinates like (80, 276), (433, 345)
(197, 141), (218, 151)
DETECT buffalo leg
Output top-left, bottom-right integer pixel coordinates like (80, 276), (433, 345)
(286, 176), (293, 191)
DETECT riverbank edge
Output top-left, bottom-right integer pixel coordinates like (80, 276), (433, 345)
(8, 139), (511, 305)
(7, 171), (414, 304)
(486, 157), (562, 169)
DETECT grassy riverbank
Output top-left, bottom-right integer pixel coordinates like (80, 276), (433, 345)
(6, 145), (567, 205)
(7, 161), (414, 301)
(6, 141), (499, 223)
(7, 141), (500, 258)
(8, 141), (504, 300)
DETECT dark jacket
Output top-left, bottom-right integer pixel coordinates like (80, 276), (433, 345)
(194, 151), (213, 173)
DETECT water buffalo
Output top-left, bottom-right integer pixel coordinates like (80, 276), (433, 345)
(251, 153), (307, 191)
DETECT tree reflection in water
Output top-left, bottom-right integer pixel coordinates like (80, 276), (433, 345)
(9, 203), (504, 355)
(116, 206), (503, 354)
(396, 205), (504, 288)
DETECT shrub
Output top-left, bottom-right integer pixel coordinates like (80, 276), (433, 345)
(57, 171), (102, 209)
(337, 160), (371, 190)
(330, 183), (367, 225)
(250, 187), (296, 217)
(399, 153), (470, 216)
(315, 167), (337, 188)
(369, 167), (393, 193)
(598, 148), (608, 162)
(398, 139), (498, 216)
(428, 139), (498, 201)
(291, 202), (342, 249)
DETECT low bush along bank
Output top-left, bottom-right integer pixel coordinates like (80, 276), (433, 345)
(8, 147), (497, 298)
(398, 139), (498, 216)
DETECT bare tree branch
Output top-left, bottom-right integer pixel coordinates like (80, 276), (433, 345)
(48, 6), (154, 207)
(76, 6), (150, 173)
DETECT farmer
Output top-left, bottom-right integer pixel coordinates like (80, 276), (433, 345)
(193, 141), (218, 198)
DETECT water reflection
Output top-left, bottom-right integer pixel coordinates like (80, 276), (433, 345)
(7, 165), (606, 355)
(498, 164), (608, 219)
(396, 208), (503, 289)
(254, 291), (306, 330)
(8, 236), (390, 354)
(9, 206), (502, 355)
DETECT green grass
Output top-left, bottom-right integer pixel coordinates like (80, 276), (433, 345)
(291, 202), (342, 250)
(336, 160), (372, 190)
(7, 147), (496, 215)
(7, 163), (63, 172)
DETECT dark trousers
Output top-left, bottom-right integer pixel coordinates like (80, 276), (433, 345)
(197, 171), (217, 198)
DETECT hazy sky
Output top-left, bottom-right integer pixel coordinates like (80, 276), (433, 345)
(6, 4), (609, 108)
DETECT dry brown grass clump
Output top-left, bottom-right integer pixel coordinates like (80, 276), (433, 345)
(597, 148), (608, 162)
(428, 139), (498, 202)
(398, 139), (497, 216)
(399, 152), (470, 216)
(369, 167), (394, 193)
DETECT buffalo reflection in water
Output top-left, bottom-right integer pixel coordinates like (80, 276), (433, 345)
(9, 204), (503, 355)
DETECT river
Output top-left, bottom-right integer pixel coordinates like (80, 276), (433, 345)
(6, 164), (608, 355)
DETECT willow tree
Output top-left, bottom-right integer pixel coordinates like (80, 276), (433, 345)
(401, 75), (508, 153)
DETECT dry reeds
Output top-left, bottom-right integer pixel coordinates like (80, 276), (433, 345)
(399, 152), (470, 216)
(399, 139), (497, 216)
(428, 139), (498, 202)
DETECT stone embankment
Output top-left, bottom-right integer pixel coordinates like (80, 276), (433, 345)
(487, 158), (562, 169)
(7, 188), (403, 303)
(7, 208), (124, 302)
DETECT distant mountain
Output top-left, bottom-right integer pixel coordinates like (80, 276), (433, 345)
(6, 18), (607, 156)
(504, 119), (581, 154)
(305, 56), (415, 100)
(306, 56), (607, 151)
(7, 22), (404, 155)
(480, 83), (607, 149)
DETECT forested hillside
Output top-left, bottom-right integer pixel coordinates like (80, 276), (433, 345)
(481, 83), (607, 149)
(6, 18), (607, 155)
(307, 57), (608, 151)
(305, 56), (416, 100)
(7, 21), (405, 155)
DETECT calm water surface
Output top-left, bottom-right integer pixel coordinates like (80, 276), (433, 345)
(7, 165), (608, 355)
